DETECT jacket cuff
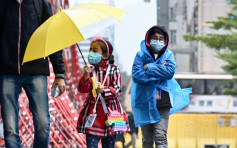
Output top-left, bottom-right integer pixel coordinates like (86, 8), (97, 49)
(82, 76), (91, 84)
(55, 74), (64, 79)
(103, 86), (116, 97)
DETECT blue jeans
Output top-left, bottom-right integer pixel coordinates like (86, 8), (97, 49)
(86, 134), (116, 148)
(0, 75), (50, 148)
(141, 108), (170, 148)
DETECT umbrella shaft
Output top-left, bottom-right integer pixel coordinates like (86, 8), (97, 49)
(76, 43), (87, 65)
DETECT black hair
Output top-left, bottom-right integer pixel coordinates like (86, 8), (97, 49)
(148, 28), (166, 41)
(92, 40), (114, 64)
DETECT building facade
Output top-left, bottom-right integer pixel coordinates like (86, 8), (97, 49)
(195, 0), (231, 73)
(158, 0), (232, 73)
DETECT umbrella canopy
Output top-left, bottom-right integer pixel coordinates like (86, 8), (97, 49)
(22, 3), (125, 64)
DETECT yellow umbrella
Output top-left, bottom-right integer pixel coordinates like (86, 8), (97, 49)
(22, 3), (125, 64)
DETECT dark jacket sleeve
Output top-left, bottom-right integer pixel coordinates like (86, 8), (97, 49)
(42, 0), (65, 75)
(0, 0), (5, 48)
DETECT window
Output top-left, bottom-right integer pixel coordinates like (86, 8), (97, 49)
(170, 8), (175, 20)
(170, 30), (177, 44)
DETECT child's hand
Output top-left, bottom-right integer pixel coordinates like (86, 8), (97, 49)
(84, 65), (92, 74)
(83, 65), (92, 82)
(162, 61), (167, 65)
(143, 64), (147, 71)
(96, 85), (104, 94)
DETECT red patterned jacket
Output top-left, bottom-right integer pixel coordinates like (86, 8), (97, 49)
(77, 62), (129, 137)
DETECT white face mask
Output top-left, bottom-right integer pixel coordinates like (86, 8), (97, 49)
(150, 40), (165, 52)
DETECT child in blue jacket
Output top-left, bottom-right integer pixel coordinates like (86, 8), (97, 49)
(131, 25), (191, 148)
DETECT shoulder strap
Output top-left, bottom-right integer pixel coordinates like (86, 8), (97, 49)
(33, 0), (43, 25)
(92, 65), (111, 114)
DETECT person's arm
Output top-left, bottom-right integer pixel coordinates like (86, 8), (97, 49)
(43, 1), (65, 77)
(100, 66), (122, 99)
(43, 1), (66, 94)
(132, 52), (160, 84)
(78, 65), (93, 93)
(78, 75), (93, 93)
(49, 50), (65, 95)
(145, 53), (176, 80)
(49, 50), (65, 79)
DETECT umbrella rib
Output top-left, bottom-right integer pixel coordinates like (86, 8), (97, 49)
(84, 7), (115, 25)
(78, 4), (124, 21)
(44, 19), (52, 58)
(63, 12), (86, 40)
(87, 7), (109, 21)
(43, 14), (58, 58)
(85, 6), (123, 21)
(65, 8), (110, 37)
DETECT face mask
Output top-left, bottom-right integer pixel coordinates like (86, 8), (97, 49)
(150, 40), (165, 52)
(88, 51), (102, 65)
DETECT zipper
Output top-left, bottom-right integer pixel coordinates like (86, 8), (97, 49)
(17, 3), (22, 74)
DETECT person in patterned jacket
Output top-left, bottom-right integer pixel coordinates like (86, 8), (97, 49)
(77, 38), (129, 148)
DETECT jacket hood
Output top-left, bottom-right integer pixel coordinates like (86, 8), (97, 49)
(145, 25), (169, 54)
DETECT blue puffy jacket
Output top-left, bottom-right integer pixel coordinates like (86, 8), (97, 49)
(131, 37), (192, 127)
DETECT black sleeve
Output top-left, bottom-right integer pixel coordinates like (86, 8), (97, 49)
(0, 0), (6, 46)
(42, 0), (53, 22)
(0, 0), (5, 22)
(42, 0), (65, 75)
(49, 50), (65, 75)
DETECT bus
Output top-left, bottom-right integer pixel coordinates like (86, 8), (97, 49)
(174, 73), (236, 95)
(122, 73), (237, 148)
